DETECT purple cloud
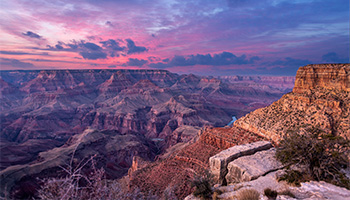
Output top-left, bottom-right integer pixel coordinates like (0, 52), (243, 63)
(126, 39), (148, 54)
(123, 58), (148, 66)
(149, 52), (260, 69)
(22, 31), (42, 39)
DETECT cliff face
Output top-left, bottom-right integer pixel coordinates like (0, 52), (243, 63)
(234, 64), (350, 142)
(293, 64), (350, 93)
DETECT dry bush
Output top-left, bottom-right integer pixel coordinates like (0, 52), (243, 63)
(276, 128), (350, 189)
(236, 188), (259, 200)
(264, 188), (277, 199)
(191, 171), (213, 200)
(38, 155), (159, 200)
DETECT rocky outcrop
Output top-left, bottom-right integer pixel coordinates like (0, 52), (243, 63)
(225, 148), (283, 183)
(235, 64), (350, 142)
(293, 64), (350, 94)
(128, 156), (150, 178)
(209, 141), (272, 184)
(187, 139), (350, 200)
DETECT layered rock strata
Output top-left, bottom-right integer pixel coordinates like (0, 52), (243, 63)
(234, 64), (350, 142)
(293, 64), (350, 93)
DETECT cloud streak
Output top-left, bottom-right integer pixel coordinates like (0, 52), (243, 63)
(0, 58), (35, 69)
(149, 52), (260, 69)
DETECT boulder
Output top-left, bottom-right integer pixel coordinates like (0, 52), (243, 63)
(226, 148), (283, 184)
(209, 141), (272, 184)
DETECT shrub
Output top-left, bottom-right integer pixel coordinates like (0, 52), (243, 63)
(236, 188), (259, 200)
(276, 129), (350, 189)
(277, 169), (306, 186)
(264, 188), (277, 199)
(38, 156), (159, 200)
(191, 172), (213, 200)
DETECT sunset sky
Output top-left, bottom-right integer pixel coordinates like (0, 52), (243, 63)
(0, 0), (349, 75)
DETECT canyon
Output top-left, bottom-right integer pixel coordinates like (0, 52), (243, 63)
(1, 63), (349, 199)
(0, 69), (293, 197)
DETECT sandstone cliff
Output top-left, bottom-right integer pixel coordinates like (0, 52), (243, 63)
(234, 64), (350, 142)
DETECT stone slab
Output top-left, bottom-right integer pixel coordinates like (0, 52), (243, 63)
(209, 141), (272, 184)
(226, 148), (283, 184)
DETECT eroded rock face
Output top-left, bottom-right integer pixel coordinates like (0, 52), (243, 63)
(209, 141), (272, 184)
(225, 148), (283, 184)
(235, 64), (350, 142)
(293, 64), (350, 94)
(0, 69), (290, 144)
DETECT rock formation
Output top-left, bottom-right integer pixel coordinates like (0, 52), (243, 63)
(293, 64), (350, 93)
(234, 64), (350, 142)
(225, 148), (283, 183)
(209, 141), (272, 184)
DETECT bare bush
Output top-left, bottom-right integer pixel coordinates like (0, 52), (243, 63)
(38, 155), (159, 200)
(191, 171), (213, 200)
(236, 188), (259, 200)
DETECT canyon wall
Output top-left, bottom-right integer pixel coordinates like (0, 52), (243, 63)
(293, 64), (350, 93)
(235, 64), (350, 142)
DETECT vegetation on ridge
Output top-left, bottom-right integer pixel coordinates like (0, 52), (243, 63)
(276, 127), (350, 189)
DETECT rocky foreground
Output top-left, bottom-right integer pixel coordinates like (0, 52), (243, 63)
(187, 141), (350, 200)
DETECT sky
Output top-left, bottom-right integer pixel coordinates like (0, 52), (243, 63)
(0, 0), (349, 76)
